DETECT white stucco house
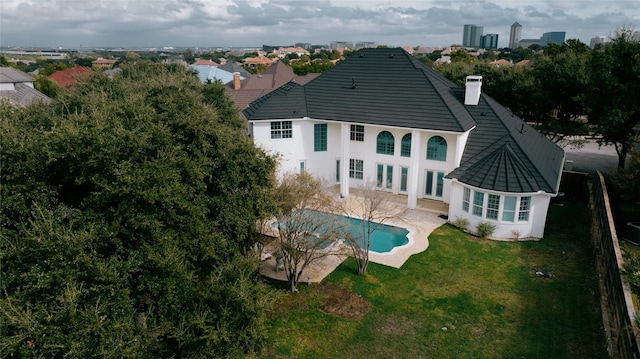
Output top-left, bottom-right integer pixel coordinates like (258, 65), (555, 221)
(243, 48), (564, 239)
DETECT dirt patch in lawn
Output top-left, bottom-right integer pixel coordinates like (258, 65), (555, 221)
(318, 283), (371, 320)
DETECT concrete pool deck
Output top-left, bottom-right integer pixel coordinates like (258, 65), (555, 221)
(260, 190), (448, 283)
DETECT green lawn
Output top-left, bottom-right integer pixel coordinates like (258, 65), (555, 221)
(262, 200), (607, 358)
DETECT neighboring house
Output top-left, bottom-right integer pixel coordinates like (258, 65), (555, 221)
(490, 59), (513, 67)
(48, 66), (93, 89)
(218, 62), (251, 79)
(243, 48), (564, 239)
(189, 63), (240, 84)
(225, 60), (319, 117)
(91, 58), (117, 69)
(243, 55), (275, 68)
(0, 67), (51, 106)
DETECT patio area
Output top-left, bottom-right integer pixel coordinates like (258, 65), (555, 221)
(260, 190), (448, 283)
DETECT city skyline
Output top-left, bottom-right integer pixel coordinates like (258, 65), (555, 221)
(1, 0), (638, 49)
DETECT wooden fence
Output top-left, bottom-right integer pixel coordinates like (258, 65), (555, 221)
(592, 171), (640, 358)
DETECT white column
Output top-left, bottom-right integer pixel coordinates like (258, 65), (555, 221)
(407, 130), (421, 209)
(340, 123), (350, 198)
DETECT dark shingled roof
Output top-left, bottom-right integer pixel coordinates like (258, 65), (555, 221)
(446, 89), (564, 193)
(243, 48), (563, 194)
(245, 48), (476, 132)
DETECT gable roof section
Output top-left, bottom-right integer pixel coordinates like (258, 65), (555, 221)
(244, 48), (476, 132)
(446, 89), (564, 194)
(0, 66), (35, 84)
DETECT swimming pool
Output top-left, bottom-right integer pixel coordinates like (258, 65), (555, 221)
(273, 210), (409, 253)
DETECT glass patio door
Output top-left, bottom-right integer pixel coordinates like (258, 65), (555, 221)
(425, 170), (444, 199)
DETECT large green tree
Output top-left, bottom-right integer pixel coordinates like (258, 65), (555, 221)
(1, 62), (278, 357)
(587, 27), (640, 169)
(530, 40), (591, 143)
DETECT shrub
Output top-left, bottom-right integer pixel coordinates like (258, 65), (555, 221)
(476, 222), (496, 239)
(452, 216), (469, 231)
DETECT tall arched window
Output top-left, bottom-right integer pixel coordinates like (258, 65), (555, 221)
(401, 133), (412, 157)
(426, 136), (447, 161)
(376, 131), (395, 155)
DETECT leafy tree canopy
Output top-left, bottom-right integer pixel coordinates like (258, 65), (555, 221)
(587, 27), (640, 168)
(1, 62), (278, 357)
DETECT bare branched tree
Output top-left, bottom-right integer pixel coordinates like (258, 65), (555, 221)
(342, 182), (402, 275)
(272, 172), (345, 292)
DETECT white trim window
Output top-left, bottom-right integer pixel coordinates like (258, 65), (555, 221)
(502, 196), (516, 222)
(518, 196), (531, 222)
(472, 191), (484, 216)
(462, 187), (470, 212)
(462, 186), (532, 223)
(271, 121), (292, 139)
(350, 124), (364, 142)
(487, 194), (500, 220)
(349, 159), (363, 179)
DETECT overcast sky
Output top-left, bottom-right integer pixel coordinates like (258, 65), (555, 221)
(1, 0), (638, 49)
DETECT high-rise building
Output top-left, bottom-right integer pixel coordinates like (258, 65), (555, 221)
(481, 34), (499, 49)
(590, 36), (609, 48)
(463, 24), (484, 48)
(540, 32), (566, 46)
(509, 22), (522, 49)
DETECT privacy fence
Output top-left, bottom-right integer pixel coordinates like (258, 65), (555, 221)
(592, 170), (640, 358)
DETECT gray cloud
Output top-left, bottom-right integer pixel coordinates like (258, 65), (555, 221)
(0, 0), (638, 48)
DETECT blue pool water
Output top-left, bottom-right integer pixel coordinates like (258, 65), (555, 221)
(274, 210), (409, 253)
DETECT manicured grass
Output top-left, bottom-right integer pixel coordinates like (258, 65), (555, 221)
(262, 200), (607, 358)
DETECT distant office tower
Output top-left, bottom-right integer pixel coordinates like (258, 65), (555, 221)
(590, 36), (608, 48)
(509, 22), (522, 49)
(518, 39), (540, 48)
(633, 31), (640, 42)
(463, 24), (484, 48)
(481, 34), (499, 49)
(540, 32), (566, 46)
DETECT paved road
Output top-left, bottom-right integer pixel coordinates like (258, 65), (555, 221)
(563, 140), (618, 174)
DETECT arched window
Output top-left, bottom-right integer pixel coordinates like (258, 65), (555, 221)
(376, 131), (395, 155)
(401, 133), (412, 157)
(426, 136), (447, 161)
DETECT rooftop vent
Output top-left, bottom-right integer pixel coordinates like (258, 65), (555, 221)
(464, 75), (483, 106)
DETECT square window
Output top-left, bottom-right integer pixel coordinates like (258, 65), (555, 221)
(350, 124), (364, 142)
(271, 121), (292, 139)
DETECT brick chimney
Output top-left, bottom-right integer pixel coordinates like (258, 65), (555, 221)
(233, 72), (241, 90)
(464, 75), (482, 106)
